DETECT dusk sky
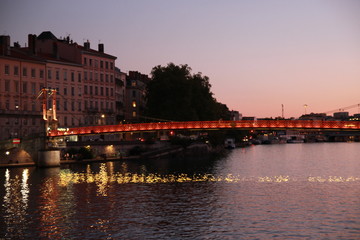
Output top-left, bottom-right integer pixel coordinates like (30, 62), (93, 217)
(1, 0), (360, 118)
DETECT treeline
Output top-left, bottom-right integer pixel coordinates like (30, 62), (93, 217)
(146, 63), (230, 121)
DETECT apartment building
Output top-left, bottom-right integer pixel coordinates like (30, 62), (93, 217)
(0, 32), (119, 141)
(35, 31), (117, 126)
(125, 71), (150, 122)
(0, 36), (46, 140)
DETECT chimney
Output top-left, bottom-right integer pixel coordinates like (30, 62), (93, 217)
(98, 43), (104, 53)
(0, 35), (11, 55)
(84, 41), (90, 50)
(52, 42), (59, 59)
(28, 34), (37, 55)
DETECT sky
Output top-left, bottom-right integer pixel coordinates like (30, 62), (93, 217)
(1, 0), (360, 118)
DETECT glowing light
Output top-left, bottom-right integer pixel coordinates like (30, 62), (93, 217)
(57, 171), (360, 186)
(5, 151), (10, 155)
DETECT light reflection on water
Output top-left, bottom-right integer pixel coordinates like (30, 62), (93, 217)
(1, 143), (360, 239)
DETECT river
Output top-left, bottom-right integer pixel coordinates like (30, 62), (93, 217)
(1, 142), (360, 239)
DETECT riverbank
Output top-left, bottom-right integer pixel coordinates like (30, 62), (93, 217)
(0, 143), (214, 168)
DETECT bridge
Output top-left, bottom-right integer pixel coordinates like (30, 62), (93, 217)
(48, 120), (360, 137)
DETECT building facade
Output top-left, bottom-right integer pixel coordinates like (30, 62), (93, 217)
(125, 71), (150, 122)
(0, 36), (45, 140)
(0, 32), (119, 141)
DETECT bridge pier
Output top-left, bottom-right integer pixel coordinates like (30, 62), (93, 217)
(37, 149), (60, 167)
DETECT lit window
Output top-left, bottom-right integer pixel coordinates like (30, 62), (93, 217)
(132, 101), (137, 108)
(132, 111), (136, 117)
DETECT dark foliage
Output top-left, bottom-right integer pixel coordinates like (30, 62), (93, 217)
(146, 63), (231, 121)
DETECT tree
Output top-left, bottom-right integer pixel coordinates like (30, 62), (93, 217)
(145, 63), (230, 121)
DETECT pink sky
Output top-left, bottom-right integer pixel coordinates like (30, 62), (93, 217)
(1, 0), (360, 118)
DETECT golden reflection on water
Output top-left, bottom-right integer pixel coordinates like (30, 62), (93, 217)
(3, 169), (30, 236)
(59, 167), (360, 187)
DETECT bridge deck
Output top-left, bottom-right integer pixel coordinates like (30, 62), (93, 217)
(48, 120), (360, 137)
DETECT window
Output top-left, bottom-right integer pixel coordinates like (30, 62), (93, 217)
(32, 101), (36, 111)
(78, 87), (82, 96)
(78, 102), (82, 111)
(84, 57), (87, 65)
(111, 88), (113, 97)
(132, 101), (137, 108)
(64, 70), (67, 80)
(71, 72), (75, 81)
(22, 67), (27, 76)
(31, 82), (36, 94)
(64, 87), (67, 95)
(106, 74), (109, 82)
(95, 86), (98, 95)
(14, 66), (19, 76)
(106, 87), (109, 96)
(14, 81), (19, 93)
(100, 73), (104, 82)
(110, 75), (113, 83)
(100, 61), (103, 68)
(71, 87), (75, 96)
(64, 116), (68, 126)
(63, 101), (68, 111)
(71, 101), (75, 111)
(84, 85), (88, 94)
(84, 71), (88, 81)
(39, 70), (44, 79)
(5, 65), (10, 75)
(56, 70), (59, 80)
(110, 62), (113, 70)
(78, 72), (81, 82)
(132, 81), (136, 87)
(56, 100), (60, 111)
(31, 68), (36, 78)
(95, 73), (98, 82)
(90, 72), (93, 81)
(95, 60), (98, 68)
(5, 80), (10, 92)
(89, 59), (92, 66)
(90, 86), (93, 95)
(132, 90), (136, 98)
(132, 111), (136, 117)
(85, 100), (88, 109)
(100, 87), (104, 96)
(48, 69), (52, 79)
(105, 61), (108, 69)
(23, 82), (27, 93)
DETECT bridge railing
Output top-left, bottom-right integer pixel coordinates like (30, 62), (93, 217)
(48, 120), (360, 137)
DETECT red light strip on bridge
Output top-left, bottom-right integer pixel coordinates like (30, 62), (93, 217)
(47, 120), (360, 137)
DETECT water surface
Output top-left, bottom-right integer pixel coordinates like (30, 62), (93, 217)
(1, 143), (360, 239)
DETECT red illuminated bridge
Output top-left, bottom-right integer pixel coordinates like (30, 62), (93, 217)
(48, 120), (360, 137)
